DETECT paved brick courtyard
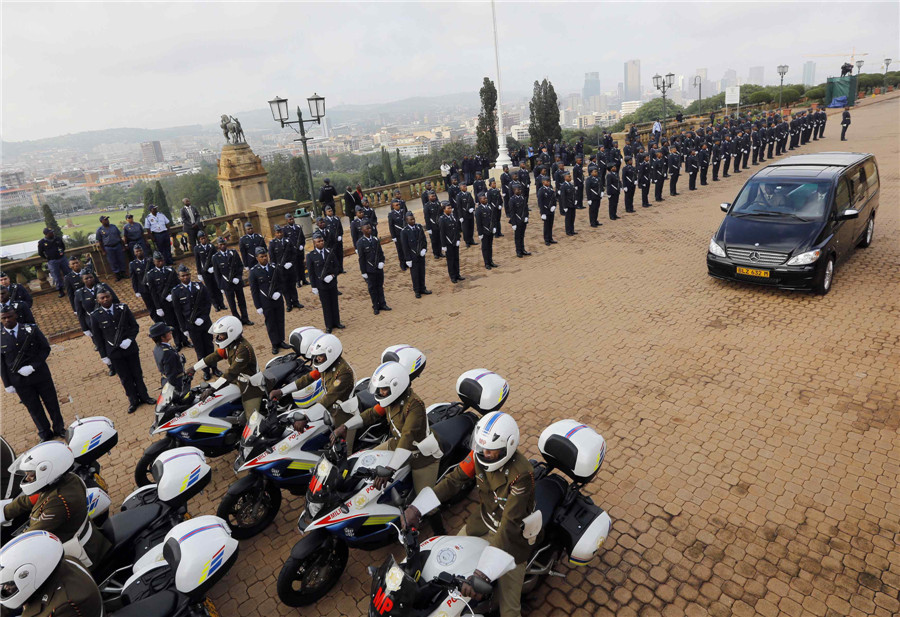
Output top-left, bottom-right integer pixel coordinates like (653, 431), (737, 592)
(2, 95), (898, 617)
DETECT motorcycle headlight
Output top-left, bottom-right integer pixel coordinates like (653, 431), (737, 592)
(307, 501), (322, 517)
(316, 459), (333, 479)
(385, 565), (405, 593)
(708, 238), (727, 258)
(786, 249), (821, 266)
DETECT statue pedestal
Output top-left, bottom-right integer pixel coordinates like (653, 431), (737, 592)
(217, 143), (270, 216)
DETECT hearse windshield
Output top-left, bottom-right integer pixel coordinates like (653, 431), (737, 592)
(730, 179), (832, 221)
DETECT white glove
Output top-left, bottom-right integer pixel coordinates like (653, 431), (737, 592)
(207, 267), (214, 274)
(406, 261), (413, 268)
(362, 273), (368, 279)
(17, 365), (35, 377)
(272, 292), (281, 300)
(525, 217), (529, 223)
(83, 330), (92, 337)
(392, 238), (397, 243)
(541, 214), (547, 220)
(441, 247), (447, 254)
(101, 357), (111, 366)
(257, 308), (264, 315)
(377, 262), (384, 269)
(426, 229), (432, 235)
(511, 225), (517, 230)
(588, 201), (593, 206)
(165, 294), (172, 302)
(119, 338), (132, 350)
(492, 228), (496, 233)
(156, 309), (165, 317)
(468, 208), (474, 213)
(284, 262), (292, 269)
(459, 218), (464, 223)
(135, 293), (141, 298)
(455, 240), (460, 246)
(311, 288), (319, 295)
(232, 277), (239, 284)
(4, 386), (14, 394)
(337, 236), (342, 242)
(354, 250), (358, 255)
(551, 206), (556, 212)
(601, 193), (605, 198)
(194, 318), (204, 326)
(323, 275), (334, 283)
(419, 249), (426, 257)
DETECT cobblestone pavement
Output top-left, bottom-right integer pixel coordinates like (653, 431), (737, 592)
(2, 95), (898, 617)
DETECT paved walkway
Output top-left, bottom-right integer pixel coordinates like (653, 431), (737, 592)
(2, 94), (898, 617)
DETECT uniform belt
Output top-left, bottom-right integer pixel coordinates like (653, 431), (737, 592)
(76, 515), (92, 543)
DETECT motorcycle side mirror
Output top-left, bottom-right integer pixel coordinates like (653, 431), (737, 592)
(389, 487), (403, 508)
(323, 411), (333, 427)
(367, 566), (378, 578)
(720, 202), (730, 212)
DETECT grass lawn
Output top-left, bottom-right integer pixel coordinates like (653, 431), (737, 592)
(0, 211), (135, 247)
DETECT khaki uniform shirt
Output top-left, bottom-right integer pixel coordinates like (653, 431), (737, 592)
(203, 336), (263, 400)
(294, 356), (354, 410)
(20, 558), (103, 617)
(358, 389), (429, 469)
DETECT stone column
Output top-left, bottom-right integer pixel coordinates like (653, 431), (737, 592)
(217, 143), (271, 216)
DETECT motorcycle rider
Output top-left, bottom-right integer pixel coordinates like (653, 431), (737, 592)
(0, 530), (102, 617)
(403, 412), (533, 617)
(269, 333), (355, 436)
(332, 361), (443, 532)
(0, 441), (112, 571)
(186, 315), (261, 423)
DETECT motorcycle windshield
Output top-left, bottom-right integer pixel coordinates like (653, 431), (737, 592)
(369, 555), (417, 617)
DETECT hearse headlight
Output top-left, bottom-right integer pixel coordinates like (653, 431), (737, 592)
(708, 238), (727, 258)
(786, 249), (821, 266)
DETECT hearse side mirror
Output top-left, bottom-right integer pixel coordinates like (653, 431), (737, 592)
(837, 208), (859, 221)
(720, 202), (730, 212)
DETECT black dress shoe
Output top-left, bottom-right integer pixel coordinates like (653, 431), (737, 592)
(279, 342), (292, 350)
(517, 253), (523, 258)
(610, 216), (619, 220)
(286, 305), (293, 312)
(416, 292), (422, 297)
(203, 370), (213, 381)
(183, 341), (193, 348)
(422, 289), (432, 294)
(549, 239), (558, 243)
(485, 265), (492, 270)
(107, 367), (116, 377)
(642, 204), (651, 208)
(374, 308), (380, 315)
(495, 233), (504, 237)
(241, 319), (254, 326)
(521, 251), (531, 256)
(54, 428), (67, 438)
(58, 290), (66, 298)
(490, 262), (500, 268)
(142, 396), (156, 405)
(272, 347), (279, 355)
(213, 368), (223, 377)
(127, 404), (138, 414)
(380, 305), (392, 311)
(337, 291), (343, 296)
(545, 241), (552, 245)
(335, 323), (346, 329)
(400, 267), (408, 271)
(326, 328), (332, 333)
(294, 302), (304, 309)
(590, 223), (601, 227)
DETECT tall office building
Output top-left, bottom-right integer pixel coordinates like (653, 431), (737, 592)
(696, 68), (708, 81)
(802, 61), (816, 86)
(748, 66), (765, 85)
(624, 59), (641, 101)
(722, 69), (738, 88)
(582, 72), (601, 101)
(140, 141), (164, 166)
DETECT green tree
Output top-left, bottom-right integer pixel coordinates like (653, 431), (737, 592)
(749, 91), (774, 105)
(141, 187), (155, 222)
(476, 77), (499, 161)
(41, 202), (62, 238)
(381, 147), (396, 184)
(395, 149), (406, 181)
(266, 154), (292, 201)
(289, 156), (310, 203)
(528, 79), (562, 145)
(804, 87), (825, 101)
(610, 97), (686, 133)
(780, 88), (801, 105)
(543, 80), (562, 143)
(153, 181), (172, 220)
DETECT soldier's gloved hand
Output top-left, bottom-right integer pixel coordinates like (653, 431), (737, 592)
(284, 262), (292, 269)
(541, 214), (547, 221)
(459, 218), (464, 223)
(207, 267), (214, 274)
(402, 505), (421, 531)
(194, 318), (203, 326)
(323, 275), (334, 284)
(330, 424), (348, 445)
(426, 229), (431, 235)
(256, 308), (264, 315)
(441, 247), (447, 254)
(406, 261), (413, 268)
(101, 357), (111, 366)
(337, 236), (342, 242)
(135, 293), (141, 298)
(392, 238), (397, 243)
(311, 288), (319, 296)
(17, 365), (35, 377)
(468, 208), (474, 214)
(362, 273), (368, 280)
(419, 249), (426, 257)
(272, 292), (281, 301)
(156, 309), (165, 317)
(119, 338), (132, 350)
(455, 240), (460, 247)
(4, 386), (14, 394)
(492, 228), (496, 234)
(83, 330), (93, 337)
(165, 294), (172, 302)
(511, 225), (517, 230)
(551, 206), (556, 212)
(524, 217), (529, 223)
(232, 278), (239, 284)
(292, 416), (309, 432)
(377, 262), (384, 270)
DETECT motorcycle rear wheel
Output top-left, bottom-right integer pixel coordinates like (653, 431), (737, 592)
(217, 481), (282, 540)
(133, 439), (172, 487)
(276, 536), (349, 606)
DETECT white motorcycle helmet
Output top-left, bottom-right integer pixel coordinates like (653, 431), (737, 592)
(368, 361), (410, 407)
(0, 530), (65, 610)
(289, 327), (325, 359)
(209, 315), (242, 349)
(308, 334), (342, 372)
(381, 345), (426, 381)
(14, 441), (74, 496)
(472, 412), (520, 472)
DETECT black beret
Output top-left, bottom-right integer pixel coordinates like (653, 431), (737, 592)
(153, 251), (164, 260)
(254, 246), (268, 256)
(216, 237), (227, 244)
(177, 265), (190, 273)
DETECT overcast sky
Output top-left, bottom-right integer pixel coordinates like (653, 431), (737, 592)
(2, 1), (898, 142)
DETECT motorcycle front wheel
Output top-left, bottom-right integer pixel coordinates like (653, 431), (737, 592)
(276, 535), (349, 606)
(133, 439), (172, 487)
(216, 481), (282, 540)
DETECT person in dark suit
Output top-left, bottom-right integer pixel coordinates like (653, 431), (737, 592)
(638, 154), (652, 208)
(486, 178), (504, 238)
(171, 265), (216, 380)
(349, 206), (367, 254)
(516, 162), (531, 204)
(1, 307), (65, 440)
(360, 197), (378, 237)
(63, 257), (86, 317)
(573, 156), (585, 210)
(387, 199), (408, 270)
(559, 171), (577, 236)
(146, 252), (189, 355)
(356, 221), (390, 314)
(423, 192), (443, 259)
(455, 183), (477, 247)
(282, 212), (308, 287)
(841, 107), (851, 140)
(193, 231), (225, 311)
(0, 286), (34, 325)
(249, 246), (289, 355)
(89, 290), (153, 414)
(439, 202), (464, 283)
(239, 222), (266, 269)
(509, 186), (530, 257)
(606, 165), (621, 220)
(343, 186), (357, 219)
(698, 143), (710, 186)
(268, 225), (303, 311)
(129, 244), (157, 318)
(653, 151), (666, 202)
(475, 193), (498, 270)
(37, 228), (69, 297)
(319, 178), (339, 214)
(212, 238), (252, 325)
(0, 272), (33, 308)
(622, 157), (637, 213)
(668, 146), (682, 196)
(180, 198), (204, 250)
(307, 232), (344, 333)
(686, 150), (699, 191)
(472, 171), (487, 203)
(324, 204), (345, 274)
(500, 165), (512, 217)
(75, 269), (119, 346)
(402, 211), (431, 298)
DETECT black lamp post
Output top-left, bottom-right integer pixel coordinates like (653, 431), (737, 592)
(693, 75), (702, 107)
(653, 72), (675, 135)
(268, 93), (326, 215)
(777, 65), (789, 107)
(855, 60), (864, 75)
(884, 58), (892, 88)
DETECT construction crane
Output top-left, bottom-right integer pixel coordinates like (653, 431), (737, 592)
(804, 48), (869, 64)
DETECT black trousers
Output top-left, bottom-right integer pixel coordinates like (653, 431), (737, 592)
(544, 211), (556, 240)
(200, 272), (225, 310)
(161, 305), (188, 347)
(262, 299), (285, 347)
(111, 350), (149, 406)
(624, 187), (635, 211)
(700, 166), (709, 185)
(480, 234), (493, 267)
(669, 173), (679, 196)
(188, 325), (215, 363)
(588, 198), (601, 224)
(393, 238), (408, 270)
(153, 231), (173, 264)
(608, 193), (620, 219)
(281, 268), (299, 307)
(296, 251), (308, 285)
(841, 125), (848, 140)
(575, 184), (584, 208)
(15, 371), (64, 440)
(641, 185), (651, 206)
(445, 245), (460, 280)
(409, 258), (426, 293)
(564, 208), (576, 234)
(768, 143), (775, 158)
(688, 173), (697, 191)
(723, 157), (732, 176)
(742, 151), (749, 168)
(462, 218), (476, 245)
(319, 286), (340, 330)
(733, 154), (741, 172)
(712, 161), (720, 180)
(366, 270), (386, 308)
(654, 179), (665, 200)
(137, 292), (158, 321)
(492, 208), (503, 236)
(335, 242), (345, 272)
(428, 231), (441, 258)
(514, 223), (527, 255)
(752, 147), (760, 165)
(223, 284), (249, 321)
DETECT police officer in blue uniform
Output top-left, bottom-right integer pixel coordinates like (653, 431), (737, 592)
(239, 222), (266, 269)
(123, 213), (150, 257)
(439, 201), (464, 283)
(282, 212), (308, 286)
(249, 246), (289, 355)
(146, 251), (188, 350)
(194, 231), (225, 311)
(402, 211), (432, 298)
(357, 220), (390, 314)
(171, 265), (216, 380)
(129, 244), (156, 318)
(95, 215), (127, 280)
(0, 286), (34, 325)
(212, 237), (252, 326)
(307, 232), (344, 333)
(268, 225), (303, 311)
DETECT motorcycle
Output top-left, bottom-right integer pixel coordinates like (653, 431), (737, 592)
(106, 515), (238, 616)
(366, 419), (613, 617)
(275, 368), (511, 607)
(215, 346), (428, 539)
(134, 353), (309, 487)
(67, 415), (119, 523)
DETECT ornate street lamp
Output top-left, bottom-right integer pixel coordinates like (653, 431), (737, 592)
(653, 73), (674, 134)
(856, 60), (864, 75)
(884, 58), (892, 88)
(777, 65), (789, 107)
(693, 75), (702, 106)
(268, 93), (326, 215)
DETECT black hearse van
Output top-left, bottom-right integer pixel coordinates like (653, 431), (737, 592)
(707, 153), (879, 295)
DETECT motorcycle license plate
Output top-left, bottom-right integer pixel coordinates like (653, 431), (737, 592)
(93, 473), (109, 492)
(736, 266), (769, 278)
(203, 598), (221, 617)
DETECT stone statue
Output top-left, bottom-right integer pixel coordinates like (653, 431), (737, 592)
(220, 114), (246, 144)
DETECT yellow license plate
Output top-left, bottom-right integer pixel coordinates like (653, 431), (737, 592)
(93, 473), (109, 492)
(203, 598), (220, 617)
(736, 267), (770, 278)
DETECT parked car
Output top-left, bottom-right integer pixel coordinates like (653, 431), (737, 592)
(707, 152), (879, 295)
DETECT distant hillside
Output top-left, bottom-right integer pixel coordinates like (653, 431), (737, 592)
(2, 125), (207, 158)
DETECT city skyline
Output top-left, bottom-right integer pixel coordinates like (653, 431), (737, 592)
(3, 2), (898, 142)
